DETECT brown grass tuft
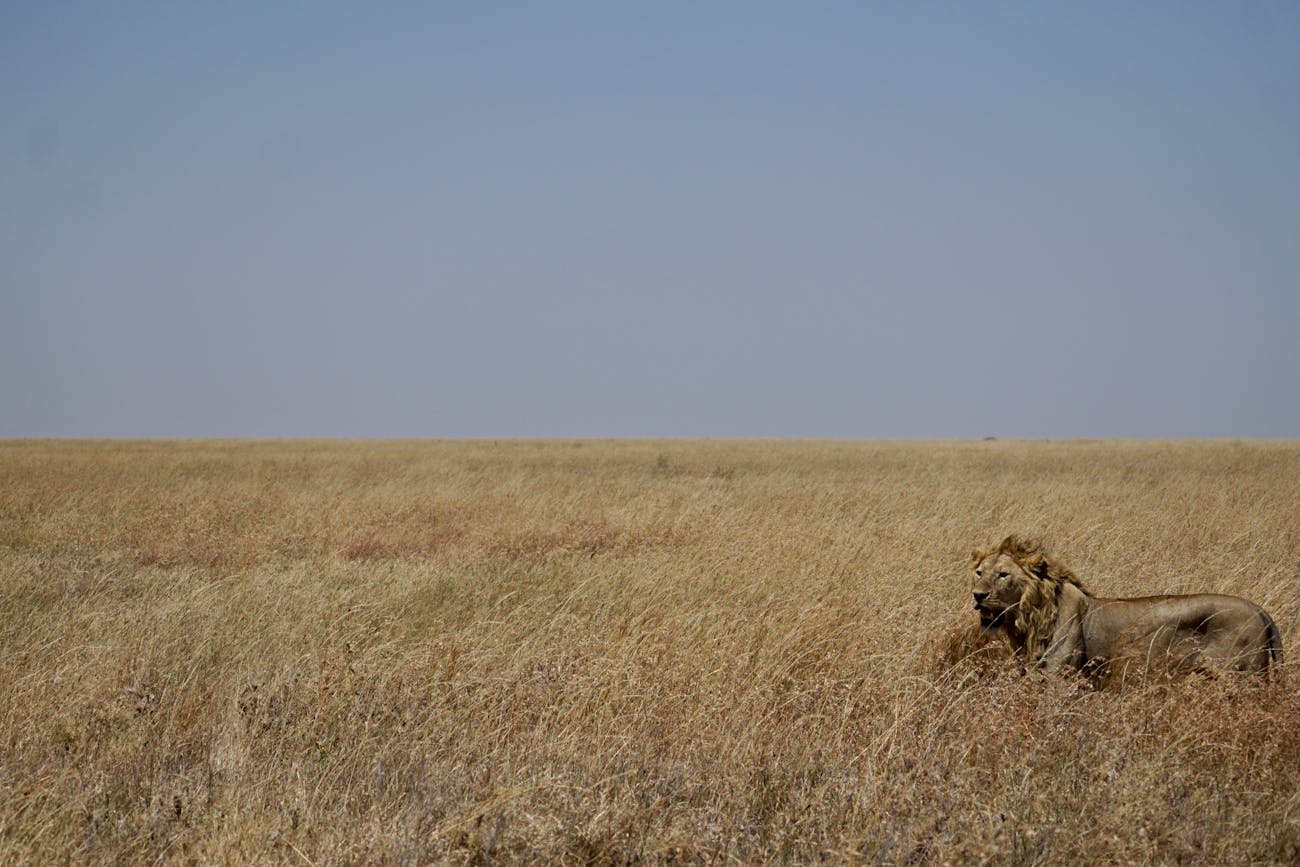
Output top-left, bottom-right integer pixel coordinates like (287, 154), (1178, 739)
(924, 604), (1015, 680)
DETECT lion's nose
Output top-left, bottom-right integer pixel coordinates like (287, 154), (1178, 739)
(973, 591), (989, 607)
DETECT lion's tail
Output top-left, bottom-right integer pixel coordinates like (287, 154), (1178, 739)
(1260, 608), (1284, 670)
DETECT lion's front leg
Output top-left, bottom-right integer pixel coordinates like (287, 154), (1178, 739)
(1037, 613), (1087, 673)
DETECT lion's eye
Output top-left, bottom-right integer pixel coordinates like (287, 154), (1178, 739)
(997, 572), (1008, 581)
(975, 569), (982, 578)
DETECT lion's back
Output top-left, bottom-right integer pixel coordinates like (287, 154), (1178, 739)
(1082, 593), (1277, 674)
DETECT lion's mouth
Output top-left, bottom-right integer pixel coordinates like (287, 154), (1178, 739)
(976, 605), (1006, 630)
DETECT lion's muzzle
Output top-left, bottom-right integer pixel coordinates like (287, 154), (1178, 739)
(973, 593), (1006, 630)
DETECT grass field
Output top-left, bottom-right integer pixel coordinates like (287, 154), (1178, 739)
(2, 439), (1298, 864)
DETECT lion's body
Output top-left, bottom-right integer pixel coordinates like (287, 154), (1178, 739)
(1044, 584), (1279, 676)
(970, 537), (1282, 681)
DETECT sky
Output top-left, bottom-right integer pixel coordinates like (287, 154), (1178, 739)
(3, 2), (1299, 438)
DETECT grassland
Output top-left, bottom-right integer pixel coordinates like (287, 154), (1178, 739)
(1, 438), (1298, 864)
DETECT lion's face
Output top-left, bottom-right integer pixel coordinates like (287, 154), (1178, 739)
(970, 551), (1032, 631)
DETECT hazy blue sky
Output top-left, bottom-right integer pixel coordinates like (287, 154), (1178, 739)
(4, 2), (1298, 438)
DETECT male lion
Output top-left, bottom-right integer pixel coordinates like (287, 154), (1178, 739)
(970, 536), (1282, 680)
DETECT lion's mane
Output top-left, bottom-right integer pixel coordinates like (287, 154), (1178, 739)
(969, 535), (1088, 660)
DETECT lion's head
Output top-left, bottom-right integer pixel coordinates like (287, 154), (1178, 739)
(969, 536), (1086, 659)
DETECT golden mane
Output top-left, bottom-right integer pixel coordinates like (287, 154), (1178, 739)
(969, 536), (1088, 660)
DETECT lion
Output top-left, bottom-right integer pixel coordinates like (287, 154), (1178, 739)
(969, 536), (1282, 680)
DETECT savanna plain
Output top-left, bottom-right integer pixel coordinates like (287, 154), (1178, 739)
(2, 439), (1299, 865)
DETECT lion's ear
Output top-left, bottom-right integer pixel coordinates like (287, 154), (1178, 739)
(1022, 554), (1049, 580)
(969, 548), (985, 566)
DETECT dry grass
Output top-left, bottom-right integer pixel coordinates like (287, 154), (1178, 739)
(1, 438), (1299, 864)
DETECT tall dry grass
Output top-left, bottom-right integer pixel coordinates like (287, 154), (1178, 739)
(1, 439), (1298, 864)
